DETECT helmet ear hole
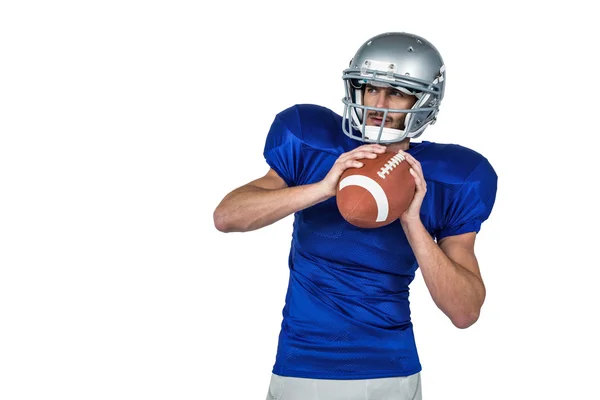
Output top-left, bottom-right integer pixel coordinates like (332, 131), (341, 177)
(350, 79), (363, 89)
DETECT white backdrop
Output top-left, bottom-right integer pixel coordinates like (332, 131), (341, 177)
(1, 1), (598, 399)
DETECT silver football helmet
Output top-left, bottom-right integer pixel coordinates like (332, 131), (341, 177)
(342, 32), (446, 143)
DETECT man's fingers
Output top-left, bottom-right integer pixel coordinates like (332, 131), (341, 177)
(409, 168), (427, 193)
(351, 144), (386, 155)
(402, 152), (423, 173)
(338, 149), (381, 163)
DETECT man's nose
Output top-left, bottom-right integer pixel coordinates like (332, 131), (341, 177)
(375, 91), (388, 108)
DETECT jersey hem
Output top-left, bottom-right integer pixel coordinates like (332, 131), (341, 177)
(271, 365), (422, 380)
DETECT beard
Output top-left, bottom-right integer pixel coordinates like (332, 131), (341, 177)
(367, 111), (404, 130)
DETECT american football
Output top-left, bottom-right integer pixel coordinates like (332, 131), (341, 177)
(336, 151), (416, 228)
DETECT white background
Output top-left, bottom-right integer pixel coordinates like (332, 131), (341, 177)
(1, 1), (599, 399)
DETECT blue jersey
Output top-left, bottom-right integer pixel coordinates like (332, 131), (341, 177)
(263, 104), (497, 380)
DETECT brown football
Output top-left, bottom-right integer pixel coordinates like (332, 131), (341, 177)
(336, 151), (416, 228)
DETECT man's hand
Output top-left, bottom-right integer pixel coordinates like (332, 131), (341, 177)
(319, 144), (387, 197)
(399, 151), (427, 224)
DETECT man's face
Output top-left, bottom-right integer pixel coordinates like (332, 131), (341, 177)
(362, 84), (418, 130)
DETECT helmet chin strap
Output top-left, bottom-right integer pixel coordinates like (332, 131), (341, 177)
(363, 126), (408, 142)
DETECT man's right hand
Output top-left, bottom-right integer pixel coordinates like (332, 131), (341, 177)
(319, 144), (387, 197)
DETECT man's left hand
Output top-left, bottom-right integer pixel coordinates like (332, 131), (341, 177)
(399, 151), (426, 225)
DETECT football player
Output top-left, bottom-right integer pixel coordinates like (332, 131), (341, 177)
(214, 32), (498, 400)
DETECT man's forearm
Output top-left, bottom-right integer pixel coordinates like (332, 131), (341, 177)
(401, 219), (485, 328)
(214, 182), (331, 233)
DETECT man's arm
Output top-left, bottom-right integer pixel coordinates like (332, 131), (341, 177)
(400, 221), (485, 329)
(398, 151), (486, 329)
(213, 144), (387, 233)
(213, 168), (330, 233)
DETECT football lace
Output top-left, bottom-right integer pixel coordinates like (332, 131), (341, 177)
(377, 152), (406, 179)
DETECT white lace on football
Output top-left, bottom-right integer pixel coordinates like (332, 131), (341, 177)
(377, 152), (406, 179)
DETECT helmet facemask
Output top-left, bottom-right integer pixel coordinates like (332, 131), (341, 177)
(342, 66), (444, 144)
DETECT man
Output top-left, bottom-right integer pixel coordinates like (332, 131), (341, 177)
(213, 32), (497, 400)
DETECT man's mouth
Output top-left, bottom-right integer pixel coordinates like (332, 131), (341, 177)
(367, 115), (389, 127)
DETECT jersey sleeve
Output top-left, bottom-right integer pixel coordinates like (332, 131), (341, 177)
(262, 107), (302, 187)
(436, 158), (498, 240)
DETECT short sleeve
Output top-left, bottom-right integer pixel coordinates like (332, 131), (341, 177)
(436, 158), (498, 240)
(263, 109), (302, 187)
